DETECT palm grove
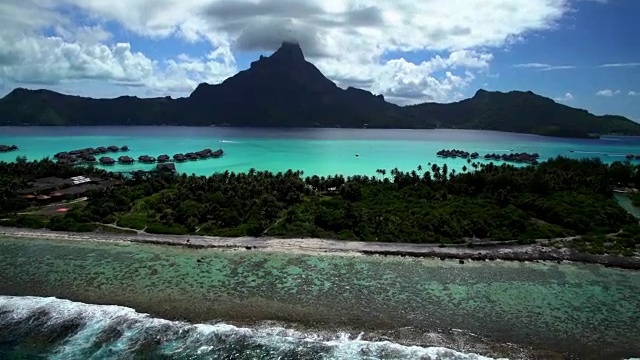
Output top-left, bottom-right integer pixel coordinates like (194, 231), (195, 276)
(1, 156), (640, 254)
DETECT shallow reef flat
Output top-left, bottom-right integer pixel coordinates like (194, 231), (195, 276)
(0, 235), (639, 358)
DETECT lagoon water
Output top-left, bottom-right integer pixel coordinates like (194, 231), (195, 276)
(3, 127), (640, 176)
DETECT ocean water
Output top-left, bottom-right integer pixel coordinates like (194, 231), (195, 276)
(1, 236), (639, 359)
(2, 127), (640, 176)
(0, 296), (503, 360)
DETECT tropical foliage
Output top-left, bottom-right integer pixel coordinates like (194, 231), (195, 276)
(1, 157), (640, 254)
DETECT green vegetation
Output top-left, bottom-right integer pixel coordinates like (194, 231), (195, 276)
(1, 157), (640, 255)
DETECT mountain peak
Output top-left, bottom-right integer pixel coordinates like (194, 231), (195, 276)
(271, 41), (305, 62)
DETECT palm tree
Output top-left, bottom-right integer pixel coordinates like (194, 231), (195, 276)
(462, 165), (467, 172)
(442, 164), (449, 183)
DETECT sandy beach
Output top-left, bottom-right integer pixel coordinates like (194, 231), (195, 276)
(1, 226), (639, 270)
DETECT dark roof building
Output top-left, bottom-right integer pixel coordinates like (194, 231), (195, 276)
(156, 163), (177, 173)
(17, 177), (66, 194)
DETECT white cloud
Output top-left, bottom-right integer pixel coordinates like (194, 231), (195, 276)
(0, 0), (574, 103)
(629, 91), (639, 96)
(599, 63), (640, 68)
(0, 34), (237, 92)
(596, 89), (621, 97)
(555, 92), (573, 101)
(512, 63), (576, 71)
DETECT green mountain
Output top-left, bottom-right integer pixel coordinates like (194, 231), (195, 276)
(1, 42), (638, 138)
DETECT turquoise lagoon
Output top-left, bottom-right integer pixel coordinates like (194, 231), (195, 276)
(2, 127), (640, 176)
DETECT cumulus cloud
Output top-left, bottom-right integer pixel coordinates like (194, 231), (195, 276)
(629, 91), (639, 96)
(596, 89), (621, 97)
(555, 92), (574, 101)
(0, 0), (575, 103)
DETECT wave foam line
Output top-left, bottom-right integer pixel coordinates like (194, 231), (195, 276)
(0, 296), (505, 360)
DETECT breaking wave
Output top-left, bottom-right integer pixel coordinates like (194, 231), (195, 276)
(0, 296), (504, 360)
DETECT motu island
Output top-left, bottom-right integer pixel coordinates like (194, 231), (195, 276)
(2, 155), (640, 269)
(1, 43), (639, 139)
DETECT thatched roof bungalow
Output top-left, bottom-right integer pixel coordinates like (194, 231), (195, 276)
(107, 145), (120, 152)
(157, 154), (170, 163)
(99, 156), (115, 165)
(196, 150), (210, 159)
(0, 144), (18, 152)
(138, 155), (156, 163)
(173, 154), (187, 162)
(211, 149), (224, 158)
(118, 156), (134, 164)
(82, 155), (97, 163)
(54, 151), (70, 159)
(96, 147), (108, 153)
(185, 152), (199, 160)
(120, 146), (129, 151)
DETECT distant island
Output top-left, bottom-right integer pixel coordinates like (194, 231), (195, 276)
(1, 42), (639, 139)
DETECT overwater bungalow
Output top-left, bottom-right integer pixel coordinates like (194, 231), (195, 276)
(0, 144), (19, 152)
(107, 145), (120, 152)
(120, 146), (129, 151)
(483, 152), (539, 164)
(196, 150), (209, 159)
(99, 156), (115, 165)
(436, 149), (470, 158)
(185, 152), (199, 160)
(69, 149), (83, 156)
(211, 149), (224, 158)
(118, 156), (134, 164)
(54, 151), (70, 159)
(470, 152), (479, 159)
(96, 147), (108, 153)
(173, 154), (187, 162)
(138, 155), (156, 163)
(82, 155), (97, 163)
(157, 154), (170, 163)
(66, 156), (79, 164)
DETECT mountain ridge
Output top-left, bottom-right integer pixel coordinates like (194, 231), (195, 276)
(1, 42), (639, 138)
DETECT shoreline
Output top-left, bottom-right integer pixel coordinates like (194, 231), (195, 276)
(2, 227), (639, 270)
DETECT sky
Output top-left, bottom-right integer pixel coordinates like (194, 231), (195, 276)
(0, 0), (638, 120)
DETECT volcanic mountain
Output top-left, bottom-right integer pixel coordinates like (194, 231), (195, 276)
(1, 42), (638, 138)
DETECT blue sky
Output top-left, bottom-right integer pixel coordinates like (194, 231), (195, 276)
(0, 0), (638, 120)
